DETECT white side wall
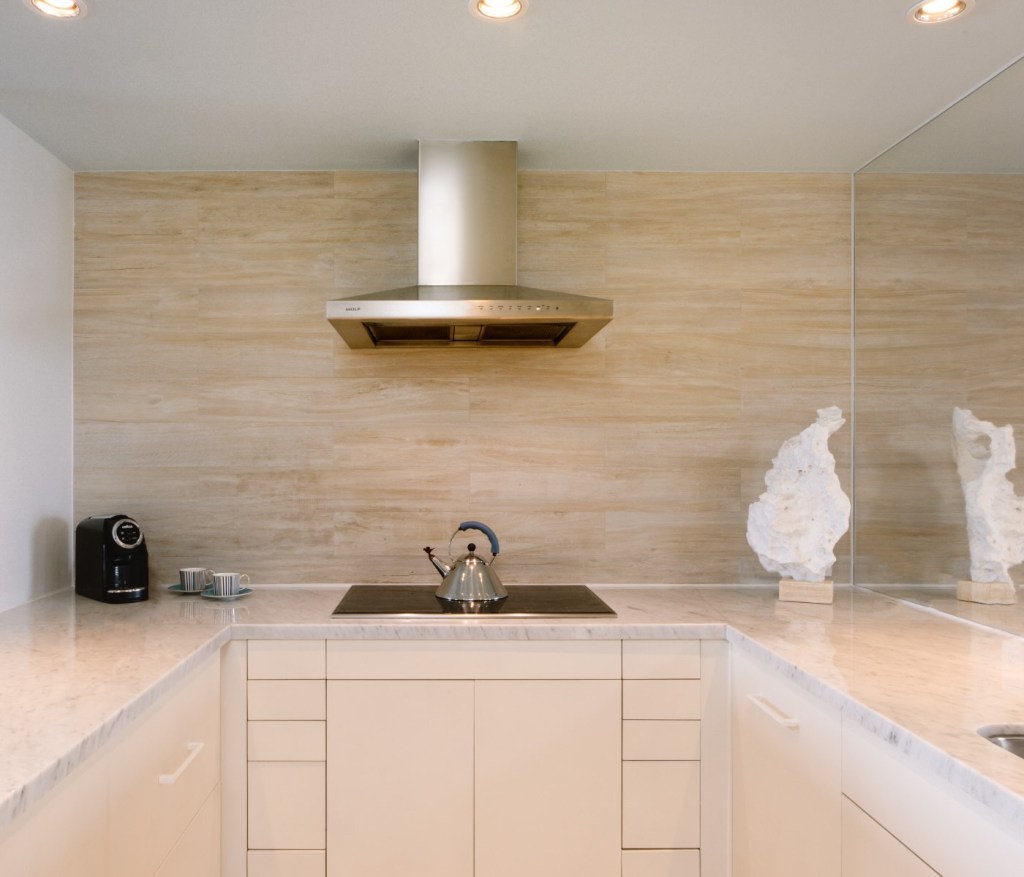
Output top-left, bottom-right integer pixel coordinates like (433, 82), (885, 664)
(0, 113), (73, 613)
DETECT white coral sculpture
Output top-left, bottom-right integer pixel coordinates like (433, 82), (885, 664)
(746, 406), (851, 583)
(952, 407), (1024, 586)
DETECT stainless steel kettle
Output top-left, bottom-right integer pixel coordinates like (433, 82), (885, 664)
(424, 521), (507, 603)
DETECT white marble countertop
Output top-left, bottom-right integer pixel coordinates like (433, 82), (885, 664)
(2, 584), (1023, 841)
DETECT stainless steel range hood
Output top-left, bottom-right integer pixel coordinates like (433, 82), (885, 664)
(327, 141), (613, 348)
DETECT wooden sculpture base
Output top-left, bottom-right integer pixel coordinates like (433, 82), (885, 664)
(778, 578), (833, 605)
(956, 580), (1017, 605)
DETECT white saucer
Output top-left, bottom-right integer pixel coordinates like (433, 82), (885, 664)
(200, 586), (253, 601)
(167, 584), (205, 595)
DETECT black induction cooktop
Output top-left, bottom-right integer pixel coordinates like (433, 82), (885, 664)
(332, 585), (616, 618)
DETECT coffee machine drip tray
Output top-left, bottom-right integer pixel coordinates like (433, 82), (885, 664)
(332, 585), (616, 618)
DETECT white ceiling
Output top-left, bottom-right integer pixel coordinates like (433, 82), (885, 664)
(1, 0), (1022, 172)
(863, 53), (1024, 173)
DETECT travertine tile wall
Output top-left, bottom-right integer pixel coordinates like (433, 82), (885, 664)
(855, 173), (1024, 585)
(74, 172), (851, 586)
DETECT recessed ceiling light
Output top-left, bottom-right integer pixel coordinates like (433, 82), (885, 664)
(471, 0), (527, 21)
(907, 0), (974, 24)
(25, 0), (87, 19)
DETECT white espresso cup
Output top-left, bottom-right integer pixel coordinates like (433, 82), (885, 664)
(212, 572), (249, 596)
(179, 567), (214, 592)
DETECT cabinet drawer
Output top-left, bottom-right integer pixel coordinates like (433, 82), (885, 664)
(623, 640), (700, 679)
(248, 721), (326, 761)
(622, 849), (700, 877)
(326, 639), (620, 679)
(622, 720), (700, 761)
(623, 680), (701, 720)
(248, 640), (325, 679)
(109, 655), (220, 877)
(249, 762), (326, 850)
(248, 850), (326, 877)
(622, 761), (700, 849)
(248, 680), (325, 720)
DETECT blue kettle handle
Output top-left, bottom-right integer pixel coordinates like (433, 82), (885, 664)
(458, 521), (500, 557)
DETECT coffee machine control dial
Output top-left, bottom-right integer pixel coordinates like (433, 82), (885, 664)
(111, 517), (144, 549)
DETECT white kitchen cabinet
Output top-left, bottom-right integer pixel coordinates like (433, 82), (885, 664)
(475, 679), (621, 877)
(237, 638), (729, 877)
(621, 640), (703, 865)
(325, 640), (621, 877)
(326, 679), (475, 877)
(842, 714), (1024, 876)
(0, 652), (221, 877)
(155, 785), (222, 877)
(841, 796), (938, 877)
(731, 646), (841, 877)
(110, 652), (221, 877)
(245, 640), (328, 870)
(0, 743), (110, 877)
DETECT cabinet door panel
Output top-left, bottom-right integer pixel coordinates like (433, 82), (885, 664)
(842, 715), (1024, 877)
(155, 785), (221, 877)
(109, 654), (220, 877)
(842, 797), (938, 877)
(731, 649), (841, 877)
(0, 749), (109, 877)
(326, 680), (474, 877)
(475, 679), (621, 877)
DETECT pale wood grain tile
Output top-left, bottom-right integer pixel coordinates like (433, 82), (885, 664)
(75, 170), (853, 586)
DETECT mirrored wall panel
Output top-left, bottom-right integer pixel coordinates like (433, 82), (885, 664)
(854, 56), (1024, 634)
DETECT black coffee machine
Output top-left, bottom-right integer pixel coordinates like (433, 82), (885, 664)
(75, 514), (149, 603)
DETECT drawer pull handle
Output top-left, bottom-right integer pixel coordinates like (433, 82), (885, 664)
(159, 741), (204, 785)
(747, 694), (799, 730)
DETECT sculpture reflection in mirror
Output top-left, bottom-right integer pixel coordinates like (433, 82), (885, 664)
(952, 407), (1022, 604)
(746, 406), (851, 604)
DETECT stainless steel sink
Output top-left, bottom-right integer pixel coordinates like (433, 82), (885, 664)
(979, 726), (1024, 759)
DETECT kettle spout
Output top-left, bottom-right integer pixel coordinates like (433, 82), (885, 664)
(423, 546), (450, 578)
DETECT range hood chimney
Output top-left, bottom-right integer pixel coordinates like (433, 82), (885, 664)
(326, 141), (613, 348)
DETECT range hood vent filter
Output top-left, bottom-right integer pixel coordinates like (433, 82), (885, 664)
(326, 141), (612, 349)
